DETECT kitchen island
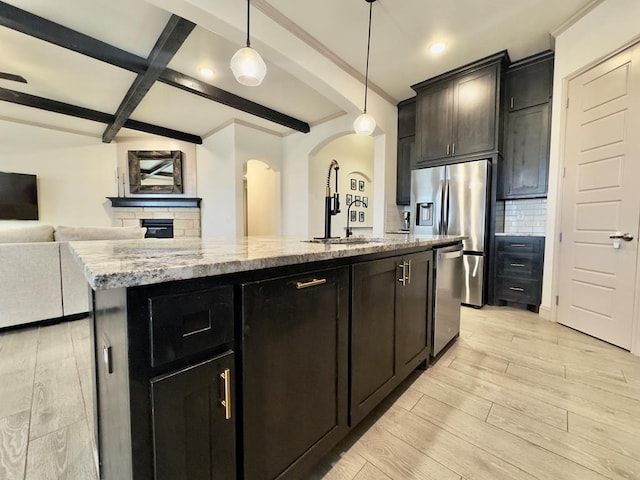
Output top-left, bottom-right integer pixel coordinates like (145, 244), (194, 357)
(70, 234), (463, 480)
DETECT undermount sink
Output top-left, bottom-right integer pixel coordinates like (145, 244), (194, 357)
(306, 237), (384, 245)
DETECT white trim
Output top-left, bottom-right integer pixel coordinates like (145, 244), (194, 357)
(538, 305), (553, 321)
(252, 0), (396, 105)
(550, 0), (606, 38)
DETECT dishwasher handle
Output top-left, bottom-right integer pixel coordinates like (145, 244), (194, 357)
(439, 250), (463, 260)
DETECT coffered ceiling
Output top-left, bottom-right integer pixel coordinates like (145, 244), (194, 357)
(0, 0), (598, 143)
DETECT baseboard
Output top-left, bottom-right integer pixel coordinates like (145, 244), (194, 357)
(0, 311), (90, 333)
(538, 305), (552, 321)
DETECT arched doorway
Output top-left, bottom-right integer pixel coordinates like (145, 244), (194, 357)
(308, 134), (374, 238)
(244, 159), (281, 236)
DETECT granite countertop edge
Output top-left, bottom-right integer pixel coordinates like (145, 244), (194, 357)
(68, 235), (464, 291)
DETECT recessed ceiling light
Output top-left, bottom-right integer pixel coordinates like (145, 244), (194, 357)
(200, 68), (215, 78)
(430, 42), (447, 54)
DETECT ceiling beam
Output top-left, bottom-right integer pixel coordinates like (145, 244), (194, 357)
(0, 1), (310, 134)
(159, 69), (310, 133)
(0, 87), (203, 144)
(102, 15), (196, 143)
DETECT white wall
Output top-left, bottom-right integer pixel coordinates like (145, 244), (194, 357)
(543, 0), (640, 317)
(0, 121), (117, 227)
(197, 123), (282, 238)
(246, 160), (281, 236)
(116, 137), (197, 197)
(308, 134), (374, 238)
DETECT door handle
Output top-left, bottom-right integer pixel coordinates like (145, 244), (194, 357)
(398, 262), (407, 286)
(220, 368), (232, 420)
(609, 232), (634, 241)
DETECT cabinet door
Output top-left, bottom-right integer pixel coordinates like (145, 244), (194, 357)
(396, 251), (431, 378)
(416, 82), (453, 163)
(351, 256), (399, 426)
(452, 65), (497, 157)
(502, 103), (550, 198)
(506, 57), (553, 111)
(398, 99), (416, 138)
(396, 136), (414, 205)
(150, 351), (236, 480)
(242, 267), (349, 480)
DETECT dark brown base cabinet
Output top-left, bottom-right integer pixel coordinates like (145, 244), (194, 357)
(351, 251), (432, 426)
(93, 281), (237, 480)
(151, 351), (236, 480)
(242, 266), (349, 480)
(91, 244), (446, 480)
(493, 236), (545, 312)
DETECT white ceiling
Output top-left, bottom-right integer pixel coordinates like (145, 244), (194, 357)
(0, 0), (597, 142)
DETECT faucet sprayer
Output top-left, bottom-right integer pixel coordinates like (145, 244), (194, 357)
(319, 159), (341, 239)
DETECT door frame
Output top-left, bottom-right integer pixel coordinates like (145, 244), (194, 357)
(548, 36), (640, 355)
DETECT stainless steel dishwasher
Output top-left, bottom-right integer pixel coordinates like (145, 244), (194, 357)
(432, 243), (463, 357)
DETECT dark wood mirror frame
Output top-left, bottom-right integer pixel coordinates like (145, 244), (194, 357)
(128, 150), (183, 194)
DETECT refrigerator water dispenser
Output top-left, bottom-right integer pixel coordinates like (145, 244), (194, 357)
(416, 202), (434, 226)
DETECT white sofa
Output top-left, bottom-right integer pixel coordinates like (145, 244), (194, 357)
(0, 224), (146, 329)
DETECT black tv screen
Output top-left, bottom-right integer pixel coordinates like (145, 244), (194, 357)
(0, 172), (39, 220)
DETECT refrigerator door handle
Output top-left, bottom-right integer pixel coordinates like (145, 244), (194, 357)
(437, 180), (444, 234)
(443, 179), (450, 235)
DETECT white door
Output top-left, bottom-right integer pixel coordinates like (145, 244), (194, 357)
(558, 44), (640, 349)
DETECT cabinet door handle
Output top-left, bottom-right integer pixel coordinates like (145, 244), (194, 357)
(510, 244), (527, 248)
(510, 97), (514, 109)
(296, 278), (327, 289)
(406, 260), (412, 285)
(398, 262), (406, 286)
(220, 368), (232, 420)
(446, 144), (450, 155)
(509, 287), (525, 292)
(510, 263), (526, 267)
(452, 143), (455, 155)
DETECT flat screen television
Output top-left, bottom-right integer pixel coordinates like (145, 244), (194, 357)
(0, 172), (39, 220)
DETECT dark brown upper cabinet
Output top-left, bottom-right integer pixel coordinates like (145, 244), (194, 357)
(499, 51), (554, 199)
(412, 51), (509, 166)
(396, 98), (416, 205)
(505, 51), (554, 111)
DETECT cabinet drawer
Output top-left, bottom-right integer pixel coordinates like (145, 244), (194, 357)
(496, 252), (541, 277)
(149, 286), (234, 367)
(496, 236), (543, 254)
(495, 277), (540, 304)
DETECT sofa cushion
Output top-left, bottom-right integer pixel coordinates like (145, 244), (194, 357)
(0, 224), (55, 243)
(54, 225), (147, 241)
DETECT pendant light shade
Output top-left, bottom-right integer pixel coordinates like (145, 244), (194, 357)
(231, 0), (267, 87)
(354, 0), (376, 136)
(353, 112), (376, 136)
(230, 47), (267, 86)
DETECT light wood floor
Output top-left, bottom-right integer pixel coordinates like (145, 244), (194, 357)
(2, 306), (640, 479)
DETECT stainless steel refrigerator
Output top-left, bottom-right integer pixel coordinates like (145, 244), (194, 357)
(410, 159), (490, 307)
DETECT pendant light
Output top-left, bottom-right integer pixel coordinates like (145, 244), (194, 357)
(354, 0), (377, 136)
(230, 0), (267, 87)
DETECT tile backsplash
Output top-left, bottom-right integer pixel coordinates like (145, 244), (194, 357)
(496, 198), (547, 235)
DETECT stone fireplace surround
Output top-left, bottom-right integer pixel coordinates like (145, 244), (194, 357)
(108, 197), (201, 238)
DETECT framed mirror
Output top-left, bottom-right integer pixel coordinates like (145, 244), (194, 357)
(128, 150), (183, 194)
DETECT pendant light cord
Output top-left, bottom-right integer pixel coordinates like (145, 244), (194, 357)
(246, 0), (251, 47)
(363, 0), (373, 114)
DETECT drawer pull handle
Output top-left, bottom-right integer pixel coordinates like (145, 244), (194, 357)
(509, 287), (525, 292)
(511, 244), (527, 247)
(296, 278), (327, 289)
(510, 263), (526, 267)
(220, 368), (232, 420)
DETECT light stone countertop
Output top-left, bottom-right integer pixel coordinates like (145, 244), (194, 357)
(494, 232), (545, 237)
(68, 234), (463, 291)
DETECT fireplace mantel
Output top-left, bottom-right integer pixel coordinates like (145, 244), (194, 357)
(107, 197), (201, 208)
